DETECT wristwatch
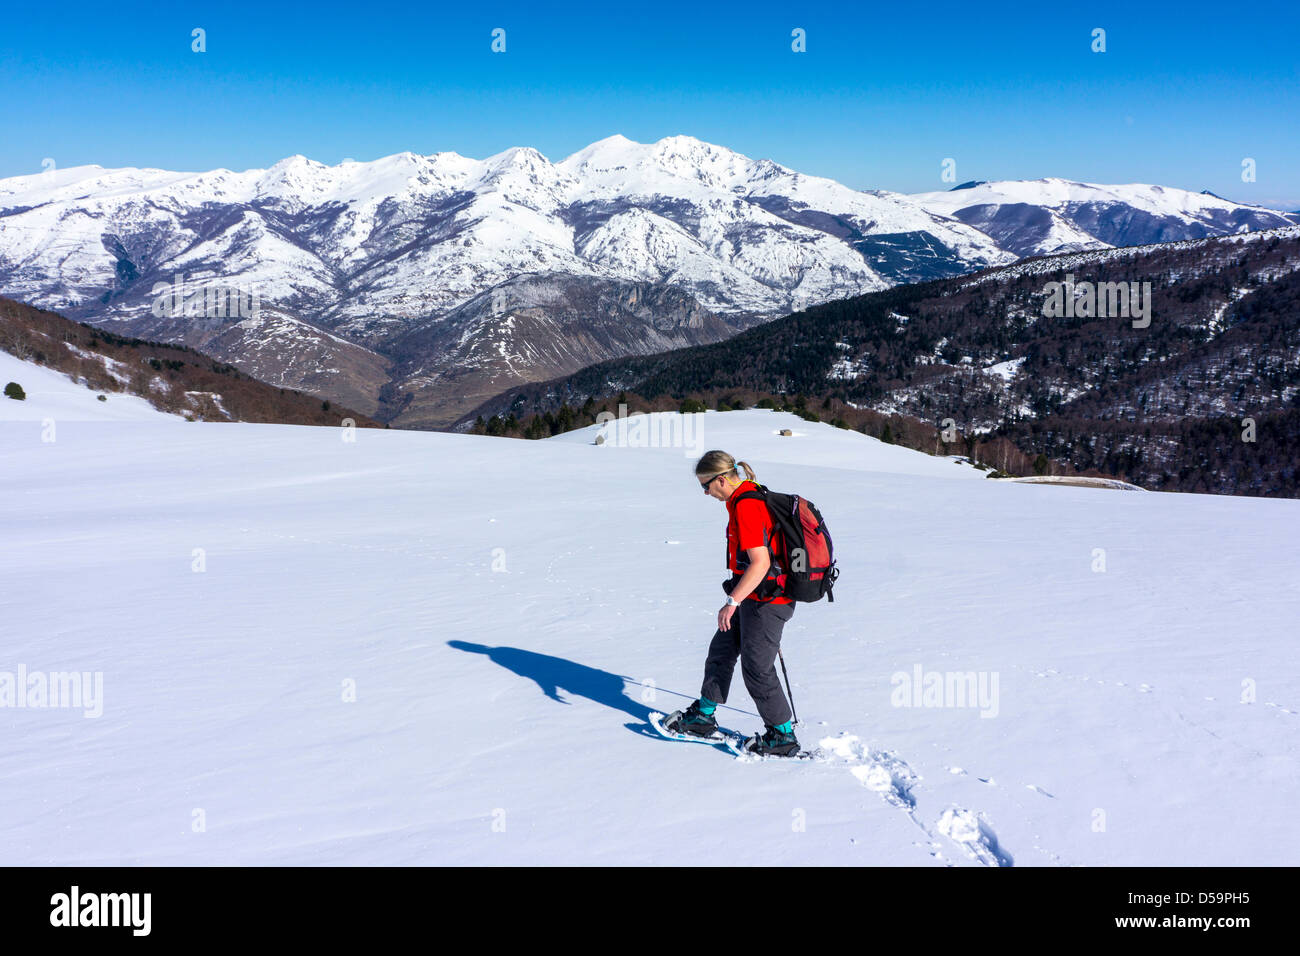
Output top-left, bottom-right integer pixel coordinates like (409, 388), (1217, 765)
(725, 596), (741, 607)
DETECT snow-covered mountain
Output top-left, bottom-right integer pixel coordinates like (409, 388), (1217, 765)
(909, 178), (1298, 258)
(0, 137), (1293, 426)
(0, 136), (1022, 425)
(3, 408), (1296, 864)
(0, 136), (1008, 335)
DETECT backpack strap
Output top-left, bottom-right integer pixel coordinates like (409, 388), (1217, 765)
(729, 485), (785, 599)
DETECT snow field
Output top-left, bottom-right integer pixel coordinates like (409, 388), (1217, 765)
(1, 409), (1296, 865)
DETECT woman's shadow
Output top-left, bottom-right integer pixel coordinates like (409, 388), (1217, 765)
(448, 640), (745, 739)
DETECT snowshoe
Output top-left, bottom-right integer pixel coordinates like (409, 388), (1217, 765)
(661, 700), (718, 738)
(743, 725), (801, 757)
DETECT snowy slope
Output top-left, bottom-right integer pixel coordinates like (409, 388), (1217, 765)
(0, 350), (180, 422)
(1, 410), (1296, 865)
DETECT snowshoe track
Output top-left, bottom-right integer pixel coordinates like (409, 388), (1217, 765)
(937, 807), (1014, 867)
(820, 733), (1016, 867)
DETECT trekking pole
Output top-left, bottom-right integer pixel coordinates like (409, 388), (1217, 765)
(778, 649), (798, 726)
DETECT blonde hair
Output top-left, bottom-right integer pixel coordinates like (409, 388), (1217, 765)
(695, 450), (756, 483)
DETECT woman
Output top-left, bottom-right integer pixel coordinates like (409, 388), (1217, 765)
(662, 450), (800, 756)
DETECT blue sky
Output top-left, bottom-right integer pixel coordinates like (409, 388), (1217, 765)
(2, 0), (1297, 205)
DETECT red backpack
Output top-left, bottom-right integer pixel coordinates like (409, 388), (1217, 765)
(734, 484), (839, 603)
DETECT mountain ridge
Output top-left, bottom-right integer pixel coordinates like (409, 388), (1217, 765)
(2, 135), (1294, 426)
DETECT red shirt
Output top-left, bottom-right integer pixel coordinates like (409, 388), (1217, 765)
(725, 480), (791, 604)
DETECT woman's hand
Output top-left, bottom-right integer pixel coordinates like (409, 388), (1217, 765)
(719, 548), (770, 630)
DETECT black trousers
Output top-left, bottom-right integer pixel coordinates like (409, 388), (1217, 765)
(700, 599), (796, 727)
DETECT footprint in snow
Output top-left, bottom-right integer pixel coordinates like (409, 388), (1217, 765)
(937, 807), (1014, 868)
(817, 735), (920, 812)
(849, 750), (919, 811)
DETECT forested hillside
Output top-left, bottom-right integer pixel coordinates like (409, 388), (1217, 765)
(465, 228), (1300, 496)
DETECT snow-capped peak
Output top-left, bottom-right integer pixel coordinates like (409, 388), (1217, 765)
(1, 135), (1294, 430)
(909, 177), (1295, 258)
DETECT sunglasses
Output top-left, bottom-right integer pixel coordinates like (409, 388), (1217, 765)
(700, 473), (724, 494)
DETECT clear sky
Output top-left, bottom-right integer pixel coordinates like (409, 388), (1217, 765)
(2, 0), (1297, 206)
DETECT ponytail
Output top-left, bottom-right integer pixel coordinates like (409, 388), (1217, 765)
(694, 450), (757, 483)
